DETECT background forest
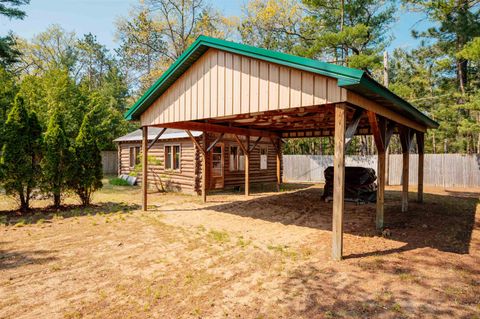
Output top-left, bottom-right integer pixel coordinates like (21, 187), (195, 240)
(1, 0), (479, 157)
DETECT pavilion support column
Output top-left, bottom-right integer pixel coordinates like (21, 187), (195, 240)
(400, 127), (413, 212)
(142, 126), (148, 211)
(367, 112), (394, 230)
(402, 152), (409, 212)
(202, 132), (208, 203)
(245, 135), (250, 197)
(376, 151), (386, 229)
(276, 141), (281, 192)
(332, 103), (346, 261)
(417, 132), (425, 203)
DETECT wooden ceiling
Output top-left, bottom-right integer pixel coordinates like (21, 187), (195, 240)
(205, 104), (375, 138)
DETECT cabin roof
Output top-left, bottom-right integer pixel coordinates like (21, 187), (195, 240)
(124, 35), (438, 129)
(113, 128), (202, 143)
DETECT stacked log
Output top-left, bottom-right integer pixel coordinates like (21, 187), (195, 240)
(322, 166), (377, 203)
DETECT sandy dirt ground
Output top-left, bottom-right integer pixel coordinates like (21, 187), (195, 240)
(0, 182), (479, 318)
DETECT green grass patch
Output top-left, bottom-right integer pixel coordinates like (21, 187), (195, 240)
(109, 177), (131, 186)
(208, 229), (230, 243)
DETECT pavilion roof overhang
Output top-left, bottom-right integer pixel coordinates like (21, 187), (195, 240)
(125, 35), (439, 130)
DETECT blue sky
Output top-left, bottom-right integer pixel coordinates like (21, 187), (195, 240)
(1, 0), (431, 52)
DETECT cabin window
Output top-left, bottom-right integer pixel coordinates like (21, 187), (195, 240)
(260, 146), (268, 170)
(165, 145), (181, 170)
(229, 146), (244, 171)
(211, 146), (223, 177)
(129, 146), (141, 168)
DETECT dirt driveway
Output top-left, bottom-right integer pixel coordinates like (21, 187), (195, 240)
(0, 183), (479, 318)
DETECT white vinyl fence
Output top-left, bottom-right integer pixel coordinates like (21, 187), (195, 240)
(283, 154), (480, 188)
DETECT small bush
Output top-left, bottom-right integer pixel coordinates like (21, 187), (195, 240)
(109, 177), (131, 186)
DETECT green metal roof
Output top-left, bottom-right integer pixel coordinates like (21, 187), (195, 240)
(125, 35), (438, 129)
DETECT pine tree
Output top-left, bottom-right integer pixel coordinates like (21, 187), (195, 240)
(40, 111), (71, 208)
(69, 108), (103, 206)
(0, 95), (42, 212)
(0, 0), (30, 66)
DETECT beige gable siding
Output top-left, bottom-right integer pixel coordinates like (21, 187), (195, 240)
(141, 48), (347, 126)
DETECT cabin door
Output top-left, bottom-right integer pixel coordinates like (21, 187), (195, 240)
(209, 143), (224, 189)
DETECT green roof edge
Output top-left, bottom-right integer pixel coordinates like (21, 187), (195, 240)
(125, 35), (439, 129)
(353, 75), (439, 128)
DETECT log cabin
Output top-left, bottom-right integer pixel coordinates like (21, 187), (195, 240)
(114, 128), (281, 194)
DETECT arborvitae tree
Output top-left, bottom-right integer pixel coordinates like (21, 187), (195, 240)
(40, 111), (71, 208)
(0, 95), (42, 212)
(69, 109), (103, 206)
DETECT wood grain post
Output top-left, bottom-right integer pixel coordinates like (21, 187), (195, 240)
(142, 126), (148, 211)
(402, 151), (409, 212)
(202, 132), (207, 203)
(332, 103), (346, 261)
(377, 151), (386, 229)
(245, 135), (250, 196)
(400, 127), (412, 213)
(276, 140), (281, 192)
(417, 132), (425, 203)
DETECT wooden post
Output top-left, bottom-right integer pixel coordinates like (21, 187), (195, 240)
(417, 132), (425, 203)
(245, 135), (250, 196)
(202, 132), (207, 203)
(400, 127), (413, 213)
(332, 103), (346, 261)
(142, 126), (148, 211)
(367, 112), (392, 230)
(377, 151), (386, 229)
(276, 139), (281, 192)
(402, 151), (409, 212)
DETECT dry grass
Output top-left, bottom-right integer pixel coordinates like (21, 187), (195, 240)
(0, 181), (479, 318)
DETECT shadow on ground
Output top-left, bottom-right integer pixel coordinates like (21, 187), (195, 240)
(0, 246), (58, 271)
(204, 185), (479, 257)
(0, 201), (140, 226)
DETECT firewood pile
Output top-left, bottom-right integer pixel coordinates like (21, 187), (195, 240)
(322, 166), (377, 203)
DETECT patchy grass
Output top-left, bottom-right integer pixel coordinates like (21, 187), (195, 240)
(0, 184), (479, 318)
(208, 229), (230, 243)
(108, 177), (132, 186)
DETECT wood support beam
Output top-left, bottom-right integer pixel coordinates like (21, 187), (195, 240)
(368, 111), (386, 153)
(377, 151), (386, 229)
(206, 133), (224, 153)
(142, 126), (148, 211)
(332, 103), (346, 261)
(233, 135), (247, 153)
(249, 136), (262, 153)
(367, 112), (396, 229)
(186, 130), (205, 156)
(347, 91), (427, 132)
(202, 132), (207, 203)
(345, 108), (364, 148)
(417, 132), (425, 203)
(399, 127), (414, 212)
(157, 121), (277, 138)
(270, 137), (282, 192)
(233, 134), (250, 196)
(187, 130), (209, 202)
(148, 127), (167, 150)
(245, 136), (250, 196)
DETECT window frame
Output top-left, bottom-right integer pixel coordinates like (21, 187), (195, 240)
(259, 146), (268, 170)
(129, 146), (141, 169)
(229, 145), (245, 172)
(164, 144), (181, 172)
